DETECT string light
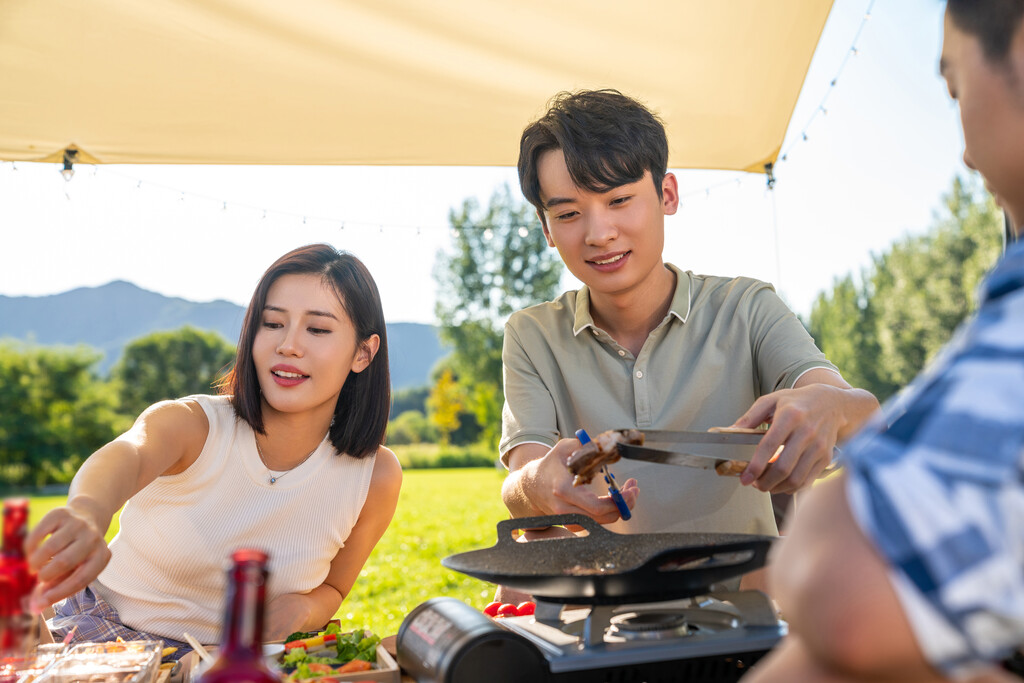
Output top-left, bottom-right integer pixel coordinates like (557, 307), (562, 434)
(777, 0), (875, 167)
(61, 149), (77, 182)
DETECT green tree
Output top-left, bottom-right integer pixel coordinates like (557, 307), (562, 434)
(390, 386), (429, 420)
(426, 368), (463, 445)
(387, 410), (437, 445)
(0, 343), (127, 488)
(433, 185), (563, 446)
(809, 175), (1003, 401)
(113, 326), (235, 416)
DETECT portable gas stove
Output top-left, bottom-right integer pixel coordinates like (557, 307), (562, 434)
(398, 513), (787, 683)
(398, 591), (785, 683)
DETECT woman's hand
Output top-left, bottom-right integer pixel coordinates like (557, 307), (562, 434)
(26, 503), (111, 610)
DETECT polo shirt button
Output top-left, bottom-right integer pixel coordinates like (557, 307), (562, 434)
(636, 370), (644, 379)
(618, 350), (626, 357)
(592, 329), (599, 336)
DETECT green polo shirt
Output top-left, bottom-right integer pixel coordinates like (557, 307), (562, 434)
(500, 263), (838, 535)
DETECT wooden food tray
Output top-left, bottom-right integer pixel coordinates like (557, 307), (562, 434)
(287, 644), (398, 683)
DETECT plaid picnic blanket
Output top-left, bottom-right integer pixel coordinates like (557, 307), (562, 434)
(48, 586), (193, 662)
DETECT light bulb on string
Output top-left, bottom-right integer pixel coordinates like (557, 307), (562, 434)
(60, 149), (77, 181)
(483, 228), (494, 240)
(518, 226), (529, 238)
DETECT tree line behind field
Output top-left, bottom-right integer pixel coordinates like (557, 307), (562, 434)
(0, 178), (1003, 488)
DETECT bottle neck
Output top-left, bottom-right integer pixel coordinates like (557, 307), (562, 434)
(1, 503), (28, 559)
(220, 561), (267, 657)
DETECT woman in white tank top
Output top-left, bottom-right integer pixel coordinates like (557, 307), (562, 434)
(26, 244), (402, 650)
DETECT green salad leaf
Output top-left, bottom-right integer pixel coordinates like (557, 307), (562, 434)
(279, 628), (380, 672)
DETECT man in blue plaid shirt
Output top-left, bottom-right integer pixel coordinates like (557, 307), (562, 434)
(748, 2), (1024, 682)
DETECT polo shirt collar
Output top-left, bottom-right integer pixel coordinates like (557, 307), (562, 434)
(572, 263), (693, 336)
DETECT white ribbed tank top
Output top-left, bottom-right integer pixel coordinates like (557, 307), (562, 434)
(94, 395), (375, 644)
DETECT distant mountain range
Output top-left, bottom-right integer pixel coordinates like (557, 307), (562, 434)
(0, 281), (447, 390)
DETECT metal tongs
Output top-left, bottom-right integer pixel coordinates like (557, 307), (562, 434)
(616, 427), (841, 477)
(575, 428), (632, 521)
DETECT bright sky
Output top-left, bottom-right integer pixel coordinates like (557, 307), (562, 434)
(0, 0), (965, 326)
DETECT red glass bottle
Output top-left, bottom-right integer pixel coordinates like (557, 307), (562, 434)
(196, 549), (280, 683)
(0, 499), (36, 683)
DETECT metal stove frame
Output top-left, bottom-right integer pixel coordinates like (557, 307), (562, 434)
(497, 591), (787, 676)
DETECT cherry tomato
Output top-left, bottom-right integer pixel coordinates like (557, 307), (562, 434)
(496, 603), (519, 618)
(483, 601), (502, 617)
(516, 601), (536, 616)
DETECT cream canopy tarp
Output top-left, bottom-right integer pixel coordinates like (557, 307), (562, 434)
(0, 0), (833, 172)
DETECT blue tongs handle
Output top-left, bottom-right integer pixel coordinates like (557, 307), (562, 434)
(575, 428), (631, 521)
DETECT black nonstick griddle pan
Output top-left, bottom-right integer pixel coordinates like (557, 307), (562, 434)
(442, 514), (775, 604)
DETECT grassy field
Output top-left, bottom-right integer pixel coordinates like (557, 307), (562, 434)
(27, 468), (509, 638)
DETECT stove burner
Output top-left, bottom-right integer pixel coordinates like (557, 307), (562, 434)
(609, 610), (693, 640)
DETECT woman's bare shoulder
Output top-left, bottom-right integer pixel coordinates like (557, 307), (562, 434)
(369, 445), (402, 490)
(126, 398), (212, 472)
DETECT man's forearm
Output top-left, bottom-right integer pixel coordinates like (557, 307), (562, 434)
(501, 467), (543, 518)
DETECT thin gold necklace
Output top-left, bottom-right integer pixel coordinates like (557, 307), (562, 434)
(254, 436), (322, 485)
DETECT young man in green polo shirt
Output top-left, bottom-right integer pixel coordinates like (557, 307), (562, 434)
(500, 90), (879, 538)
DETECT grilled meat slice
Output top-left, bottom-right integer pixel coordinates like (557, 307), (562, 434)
(566, 429), (645, 487)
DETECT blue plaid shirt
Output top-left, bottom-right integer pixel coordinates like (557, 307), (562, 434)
(845, 239), (1024, 678)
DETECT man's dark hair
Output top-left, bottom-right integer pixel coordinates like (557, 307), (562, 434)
(221, 243), (390, 459)
(947, 0), (1024, 63)
(518, 89), (669, 222)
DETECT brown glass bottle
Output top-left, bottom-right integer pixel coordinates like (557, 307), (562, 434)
(196, 549), (280, 683)
(0, 499), (36, 683)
